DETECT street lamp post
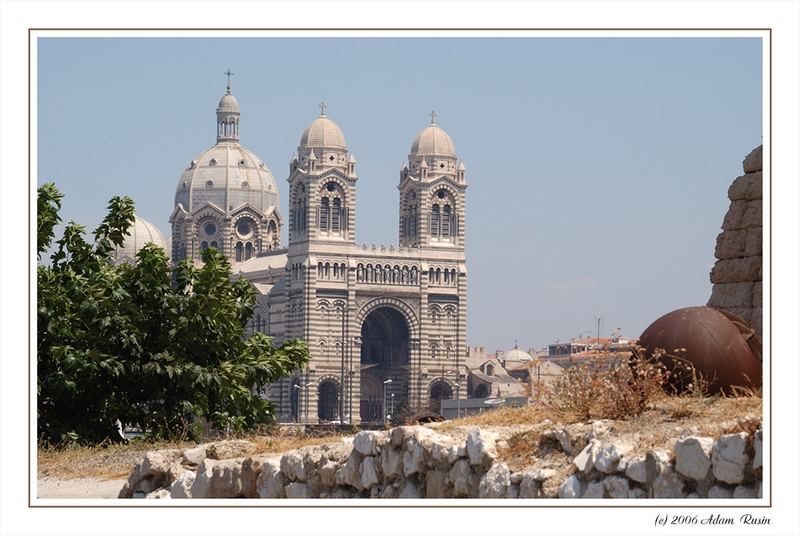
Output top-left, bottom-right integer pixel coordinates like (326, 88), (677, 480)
(293, 384), (301, 423)
(454, 382), (461, 419)
(390, 393), (395, 417)
(383, 378), (393, 425)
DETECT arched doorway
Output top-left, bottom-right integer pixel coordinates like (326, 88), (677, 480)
(474, 383), (489, 399)
(317, 379), (339, 422)
(429, 379), (453, 405)
(359, 306), (411, 423)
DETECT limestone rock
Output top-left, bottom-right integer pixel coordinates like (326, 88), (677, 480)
(206, 440), (257, 460)
(753, 429), (762, 470)
(390, 426), (412, 448)
(280, 450), (307, 482)
(708, 484), (734, 498)
(645, 449), (672, 487)
(241, 457), (265, 498)
(728, 171), (762, 201)
(652, 467), (686, 498)
(518, 472), (540, 499)
(181, 444), (208, 466)
(710, 257), (761, 284)
(256, 457), (286, 499)
(403, 441), (426, 477)
(624, 455), (647, 483)
(573, 440), (598, 473)
(190, 457), (245, 498)
(353, 431), (381, 456)
(594, 442), (624, 474)
(582, 481), (605, 498)
(169, 470), (196, 499)
(532, 467), (556, 481)
(381, 446), (403, 480)
(712, 432), (749, 484)
(335, 451), (363, 489)
(558, 475), (584, 499)
(118, 449), (182, 498)
(743, 145), (762, 173)
(675, 436), (714, 481)
(714, 230), (746, 260)
(319, 460), (339, 488)
(398, 480), (421, 498)
(708, 282), (754, 309)
(479, 462), (510, 498)
(628, 487), (648, 499)
(285, 482), (311, 499)
(506, 483), (520, 499)
(466, 428), (499, 468)
(449, 459), (475, 498)
(733, 485), (757, 498)
(145, 488), (171, 499)
(361, 456), (381, 490)
(426, 469), (453, 498)
(603, 476), (630, 499)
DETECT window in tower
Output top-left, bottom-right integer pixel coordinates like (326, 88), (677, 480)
(430, 204), (440, 236)
(235, 242), (243, 262)
(442, 204), (451, 238)
(331, 198), (341, 232)
(245, 242), (254, 260)
(319, 198), (330, 230)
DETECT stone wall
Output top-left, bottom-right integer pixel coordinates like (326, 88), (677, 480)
(708, 145), (763, 336)
(119, 424), (762, 499)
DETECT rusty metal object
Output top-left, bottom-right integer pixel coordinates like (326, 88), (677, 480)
(405, 411), (445, 425)
(638, 306), (761, 394)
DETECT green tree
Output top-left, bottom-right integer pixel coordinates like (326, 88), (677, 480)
(37, 183), (308, 444)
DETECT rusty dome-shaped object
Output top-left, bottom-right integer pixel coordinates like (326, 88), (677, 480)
(638, 306), (761, 394)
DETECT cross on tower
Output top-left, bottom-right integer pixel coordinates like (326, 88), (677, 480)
(429, 110), (437, 124)
(319, 101), (327, 116)
(224, 69), (234, 92)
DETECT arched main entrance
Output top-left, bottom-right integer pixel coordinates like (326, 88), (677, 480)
(359, 306), (411, 423)
(317, 379), (339, 422)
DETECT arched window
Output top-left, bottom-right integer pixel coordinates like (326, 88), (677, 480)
(435, 268), (441, 284)
(201, 240), (209, 252)
(319, 197), (330, 230)
(324, 262), (330, 279)
(210, 240), (218, 250)
(475, 384), (489, 398)
(318, 380), (339, 422)
(486, 363), (495, 376)
(245, 242), (253, 260)
(430, 204), (440, 237)
(331, 198), (341, 232)
(235, 242), (243, 262)
(442, 204), (451, 238)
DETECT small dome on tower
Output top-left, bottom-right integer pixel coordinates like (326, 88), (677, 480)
(217, 92), (240, 113)
(502, 344), (533, 362)
(299, 115), (348, 150)
(410, 115), (456, 157)
(112, 215), (168, 264)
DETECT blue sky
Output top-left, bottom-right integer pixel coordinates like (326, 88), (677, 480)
(36, 36), (762, 351)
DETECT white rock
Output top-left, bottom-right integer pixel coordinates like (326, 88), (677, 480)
(625, 455), (647, 484)
(256, 457), (286, 499)
(573, 440), (599, 473)
(652, 467), (686, 498)
(645, 450), (672, 485)
(119, 449), (182, 498)
(280, 451), (307, 482)
(733, 485), (757, 498)
(447, 443), (467, 464)
(285, 482), (311, 499)
(169, 470), (196, 499)
(507, 483), (520, 498)
(479, 462), (510, 498)
(331, 486), (357, 499)
(181, 445), (208, 466)
(594, 443), (623, 474)
(335, 452), (363, 489)
(707, 484), (733, 498)
(603, 475), (630, 498)
(426, 469), (452, 498)
(753, 429), (762, 470)
(145, 488), (171, 499)
(558, 475), (584, 499)
(518, 473), (540, 498)
(206, 440), (257, 460)
(319, 460), (339, 488)
(675, 436), (714, 481)
(466, 428), (499, 468)
(582, 481), (605, 498)
(353, 431), (380, 456)
(628, 487), (647, 499)
(712, 433), (749, 484)
(190, 458), (244, 498)
(381, 446), (403, 480)
(398, 480), (421, 498)
(589, 420), (613, 438)
(403, 442), (426, 477)
(449, 459), (474, 498)
(360, 456), (380, 490)
(390, 426), (412, 448)
(686, 492), (700, 499)
(532, 468), (556, 481)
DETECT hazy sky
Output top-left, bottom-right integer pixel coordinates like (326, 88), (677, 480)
(36, 36), (762, 351)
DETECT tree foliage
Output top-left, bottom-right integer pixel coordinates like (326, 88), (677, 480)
(37, 183), (309, 444)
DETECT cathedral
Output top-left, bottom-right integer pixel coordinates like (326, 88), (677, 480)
(132, 79), (468, 424)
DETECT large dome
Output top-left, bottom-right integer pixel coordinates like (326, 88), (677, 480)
(299, 115), (347, 150)
(112, 214), (168, 264)
(410, 123), (456, 157)
(502, 344), (533, 362)
(174, 143), (279, 213)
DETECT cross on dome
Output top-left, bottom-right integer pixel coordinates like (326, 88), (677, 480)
(224, 68), (234, 93)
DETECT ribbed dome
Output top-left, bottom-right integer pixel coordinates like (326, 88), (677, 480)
(175, 143), (279, 214)
(217, 92), (240, 113)
(410, 124), (456, 157)
(113, 215), (168, 264)
(300, 115), (347, 149)
(503, 345), (533, 362)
